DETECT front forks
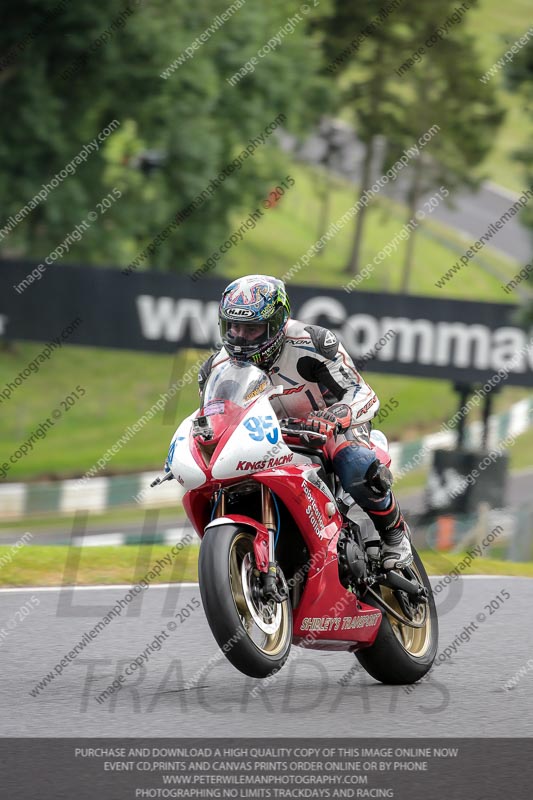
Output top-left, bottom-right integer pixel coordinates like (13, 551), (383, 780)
(261, 484), (276, 563)
(261, 485), (286, 603)
(212, 485), (285, 602)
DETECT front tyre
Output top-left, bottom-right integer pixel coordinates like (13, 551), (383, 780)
(199, 525), (292, 679)
(355, 547), (438, 684)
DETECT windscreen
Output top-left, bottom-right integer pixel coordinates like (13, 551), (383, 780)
(202, 362), (272, 410)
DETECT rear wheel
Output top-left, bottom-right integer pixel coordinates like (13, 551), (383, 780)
(199, 525), (292, 679)
(355, 547), (438, 684)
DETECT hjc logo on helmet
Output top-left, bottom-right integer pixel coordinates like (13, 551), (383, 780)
(226, 308), (255, 318)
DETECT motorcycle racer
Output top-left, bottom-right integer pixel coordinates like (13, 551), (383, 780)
(198, 274), (413, 570)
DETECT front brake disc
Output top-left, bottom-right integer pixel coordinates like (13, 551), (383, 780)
(241, 553), (282, 634)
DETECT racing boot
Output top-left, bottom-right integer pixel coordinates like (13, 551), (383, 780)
(380, 522), (413, 570)
(364, 492), (413, 570)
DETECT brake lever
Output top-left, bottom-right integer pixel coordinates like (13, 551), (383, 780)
(300, 430), (328, 445)
(279, 425), (328, 445)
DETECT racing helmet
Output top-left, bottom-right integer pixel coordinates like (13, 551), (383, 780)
(219, 275), (290, 369)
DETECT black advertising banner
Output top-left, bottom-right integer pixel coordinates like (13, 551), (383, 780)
(1, 260), (532, 386)
(1, 737), (531, 799)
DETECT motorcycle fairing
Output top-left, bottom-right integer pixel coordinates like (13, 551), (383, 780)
(167, 414), (207, 490)
(291, 558), (382, 649)
(254, 469), (382, 650)
(210, 395), (294, 480)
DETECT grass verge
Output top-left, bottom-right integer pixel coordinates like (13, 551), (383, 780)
(419, 550), (533, 577)
(466, 0), (532, 193)
(0, 545), (199, 587)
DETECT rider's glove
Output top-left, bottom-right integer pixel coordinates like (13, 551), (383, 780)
(305, 411), (337, 439)
(327, 403), (352, 431)
(305, 406), (351, 439)
(305, 404), (352, 440)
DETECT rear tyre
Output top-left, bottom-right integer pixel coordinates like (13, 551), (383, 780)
(199, 525), (292, 679)
(355, 547), (438, 684)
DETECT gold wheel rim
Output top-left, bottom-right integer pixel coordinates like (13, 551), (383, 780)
(228, 532), (290, 658)
(380, 561), (432, 658)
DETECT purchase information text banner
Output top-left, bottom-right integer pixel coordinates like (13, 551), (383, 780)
(2, 738), (531, 799)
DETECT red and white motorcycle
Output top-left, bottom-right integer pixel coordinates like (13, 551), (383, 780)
(153, 361), (438, 683)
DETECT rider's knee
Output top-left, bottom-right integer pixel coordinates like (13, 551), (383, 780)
(365, 460), (393, 497)
(332, 447), (391, 504)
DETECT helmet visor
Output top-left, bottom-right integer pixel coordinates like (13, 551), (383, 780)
(219, 318), (269, 357)
(220, 307), (287, 363)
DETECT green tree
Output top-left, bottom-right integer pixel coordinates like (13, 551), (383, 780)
(505, 39), (533, 321)
(0, 0), (327, 273)
(319, 0), (402, 276)
(388, 3), (504, 292)
(507, 39), (533, 227)
(317, 0), (503, 282)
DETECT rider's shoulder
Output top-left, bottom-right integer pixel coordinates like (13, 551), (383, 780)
(284, 318), (339, 359)
(211, 347), (230, 368)
(198, 347), (228, 385)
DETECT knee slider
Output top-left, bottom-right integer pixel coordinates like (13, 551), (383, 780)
(365, 460), (393, 496)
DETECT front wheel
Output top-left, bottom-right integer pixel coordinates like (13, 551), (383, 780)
(355, 547), (438, 684)
(198, 525), (292, 679)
